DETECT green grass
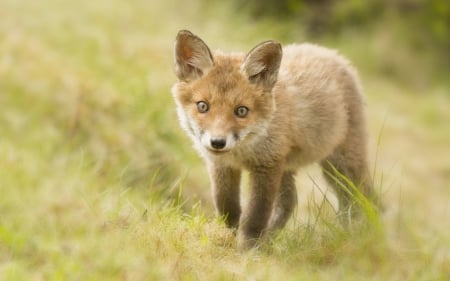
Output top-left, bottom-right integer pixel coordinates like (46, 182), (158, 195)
(1, 0), (449, 280)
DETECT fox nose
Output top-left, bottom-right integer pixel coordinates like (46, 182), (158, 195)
(210, 138), (226, 150)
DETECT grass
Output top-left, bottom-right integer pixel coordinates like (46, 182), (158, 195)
(1, 0), (449, 280)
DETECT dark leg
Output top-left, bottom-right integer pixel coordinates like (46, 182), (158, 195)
(321, 147), (380, 220)
(237, 165), (284, 250)
(209, 165), (242, 228)
(267, 171), (297, 232)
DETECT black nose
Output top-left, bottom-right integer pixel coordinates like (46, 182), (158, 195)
(210, 138), (226, 149)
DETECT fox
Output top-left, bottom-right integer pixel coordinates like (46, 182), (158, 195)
(171, 30), (380, 250)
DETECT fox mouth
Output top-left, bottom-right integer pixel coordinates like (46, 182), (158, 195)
(207, 148), (230, 154)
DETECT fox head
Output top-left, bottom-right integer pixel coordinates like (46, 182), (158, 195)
(172, 30), (282, 155)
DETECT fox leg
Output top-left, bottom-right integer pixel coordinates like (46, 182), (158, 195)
(267, 171), (297, 232)
(238, 165), (284, 250)
(321, 146), (380, 220)
(209, 165), (242, 228)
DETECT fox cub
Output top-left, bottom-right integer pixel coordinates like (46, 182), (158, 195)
(172, 30), (379, 250)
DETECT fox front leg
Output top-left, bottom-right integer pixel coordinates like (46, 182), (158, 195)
(237, 165), (284, 250)
(209, 165), (242, 228)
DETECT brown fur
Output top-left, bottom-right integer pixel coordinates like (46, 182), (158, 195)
(172, 30), (379, 250)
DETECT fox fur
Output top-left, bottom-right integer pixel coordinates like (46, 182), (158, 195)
(172, 30), (379, 250)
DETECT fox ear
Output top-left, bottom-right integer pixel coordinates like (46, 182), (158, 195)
(174, 30), (214, 82)
(241, 40), (282, 90)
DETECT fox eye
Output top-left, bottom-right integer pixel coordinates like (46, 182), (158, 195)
(196, 101), (209, 113)
(235, 106), (249, 118)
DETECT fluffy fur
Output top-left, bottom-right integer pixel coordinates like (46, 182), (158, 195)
(172, 30), (379, 250)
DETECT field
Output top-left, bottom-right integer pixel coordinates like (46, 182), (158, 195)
(1, 0), (449, 280)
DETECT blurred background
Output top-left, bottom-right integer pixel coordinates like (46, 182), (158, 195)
(1, 0), (449, 279)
